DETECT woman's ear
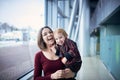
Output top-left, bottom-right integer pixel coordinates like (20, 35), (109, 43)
(67, 36), (68, 38)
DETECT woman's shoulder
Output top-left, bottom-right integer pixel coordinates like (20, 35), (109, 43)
(36, 51), (42, 54)
(35, 51), (43, 58)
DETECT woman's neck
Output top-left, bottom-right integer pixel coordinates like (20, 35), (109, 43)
(45, 43), (56, 54)
(47, 43), (55, 49)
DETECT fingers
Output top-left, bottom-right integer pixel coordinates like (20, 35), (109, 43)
(55, 70), (65, 79)
(64, 68), (71, 73)
(64, 68), (75, 78)
(52, 69), (75, 79)
(58, 70), (65, 77)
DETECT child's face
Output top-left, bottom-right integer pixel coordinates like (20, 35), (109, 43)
(54, 33), (66, 45)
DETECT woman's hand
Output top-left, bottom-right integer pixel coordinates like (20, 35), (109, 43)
(64, 68), (75, 78)
(51, 70), (65, 79)
(62, 57), (67, 64)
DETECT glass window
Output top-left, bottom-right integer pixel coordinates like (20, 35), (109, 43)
(0, 0), (44, 79)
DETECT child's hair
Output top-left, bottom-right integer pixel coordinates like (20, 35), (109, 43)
(54, 28), (68, 38)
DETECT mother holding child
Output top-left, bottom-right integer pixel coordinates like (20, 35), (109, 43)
(34, 26), (82, 80)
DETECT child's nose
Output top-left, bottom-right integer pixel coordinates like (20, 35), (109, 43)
(58, 39), (61, 42)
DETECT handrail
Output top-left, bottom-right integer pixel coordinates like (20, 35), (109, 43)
(17, 69), (34, 80)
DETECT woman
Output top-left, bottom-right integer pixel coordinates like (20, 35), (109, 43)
(34, 26), (76, 80)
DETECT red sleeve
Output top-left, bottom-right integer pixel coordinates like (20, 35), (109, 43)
(65, 39), (82, 73)
(67, 40), (81, 61)
(34, 52), (51, 80)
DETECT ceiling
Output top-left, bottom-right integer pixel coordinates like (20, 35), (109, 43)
(89, 0), (120, 25)
(100, 6), (120, 25)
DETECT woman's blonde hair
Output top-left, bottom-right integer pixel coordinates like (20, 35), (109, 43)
(54, 28), (68, 38)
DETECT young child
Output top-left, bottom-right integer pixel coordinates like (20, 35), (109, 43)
(54, 28), (82, 73)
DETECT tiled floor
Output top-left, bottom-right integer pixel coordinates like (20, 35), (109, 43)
(76, 56), (114, 80)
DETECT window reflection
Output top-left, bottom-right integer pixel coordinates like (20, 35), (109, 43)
(0, 22), (37, 47)
(0, 0), (44, 79)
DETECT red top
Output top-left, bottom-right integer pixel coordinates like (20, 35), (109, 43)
(34, 51), (65, 80)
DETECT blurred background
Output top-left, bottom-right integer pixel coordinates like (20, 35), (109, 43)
(0, 0), (120, 80)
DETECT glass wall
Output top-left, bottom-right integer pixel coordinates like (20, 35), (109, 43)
(0, 0), (44, 79)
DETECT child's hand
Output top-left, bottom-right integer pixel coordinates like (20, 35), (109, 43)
(62, 57), (67, 64)
(64, 68), (75, 78)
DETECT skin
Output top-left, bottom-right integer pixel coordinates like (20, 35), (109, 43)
(42, 28), (55, 47)
(41, 28), (75, 79)
(54, 33), (66, 46)
(54, 33), (68, 64)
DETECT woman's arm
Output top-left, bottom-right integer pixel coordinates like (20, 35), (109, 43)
(34, 52), (51, 80)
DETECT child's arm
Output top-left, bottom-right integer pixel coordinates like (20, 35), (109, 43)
(61, 39), (81, 63)
(67, 39), (81, 62)
(65, 39), (82, 73)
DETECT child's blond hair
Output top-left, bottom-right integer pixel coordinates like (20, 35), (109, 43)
(54, 28), (68, 38)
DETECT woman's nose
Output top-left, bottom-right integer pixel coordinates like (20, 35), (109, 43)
(47, 33), (50, 35)
(47, 33), (52, 36)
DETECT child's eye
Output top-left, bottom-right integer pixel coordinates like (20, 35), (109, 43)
(55, 38), (58, 41)
(59, 36), (62, 39)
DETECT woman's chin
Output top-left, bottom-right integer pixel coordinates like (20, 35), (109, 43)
(48, 40), (54, 45)
(59, 43), (63, 45)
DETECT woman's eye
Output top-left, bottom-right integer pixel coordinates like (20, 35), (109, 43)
(43, 33), (47, 36)
(42, 31), (53, 36)
(49, 31), (52, 34)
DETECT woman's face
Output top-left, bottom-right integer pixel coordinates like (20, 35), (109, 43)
(42, 28), (54, 46)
